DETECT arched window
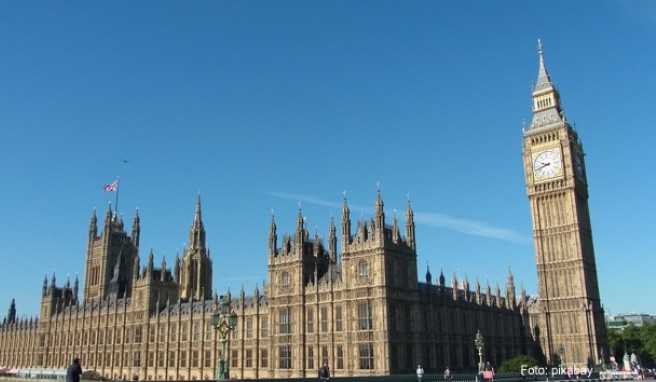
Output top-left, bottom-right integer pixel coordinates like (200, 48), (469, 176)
(357, 261), (369, 279)
(280, 271), (290, 288)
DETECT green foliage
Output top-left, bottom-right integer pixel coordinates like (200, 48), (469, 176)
(498, 355), (539, 373)
(607, 323), (656, 367)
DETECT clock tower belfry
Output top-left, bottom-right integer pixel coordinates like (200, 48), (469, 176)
(523, 40), (606, 367)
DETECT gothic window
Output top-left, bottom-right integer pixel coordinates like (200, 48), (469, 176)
(158, 351), (165, 368)
(335, 305), (343, 332)
(357, 260), (369, 279)
(260, 349), (268, 368)
(169, 325), (177, 342)
(244, 349), (253, 368)
(358, 343), (374, 370)
(168, 351), (176, 367)
(230, 350), (238, 368)
(322, 345), (328, 364)
(114, 352), (120, 367)
(280, 271), (290, 288)
(321, 307), (329, 333)
(192, 321), (200, 341)
(279, 308), (291, 334)
(134, 327), (142, 343)
(279, 345), (292, 369)
(147, 351), (154, 367)
(181, 322), (188, 341)
(307, 308), (314, 333)
(205, 321), (213, 341)
(191, 350), (199, 367)
(180, 351), (187, 368)
(307, 346), (314, 369)
(246, 318), (253, 338)
(336, 345), (344, 369)
(158, 325), (166, 342)
(260, 317), (269, 337)
(204, 350), (212, 368)
(148, 326), (154, 343)
(358, 302), (373, 331)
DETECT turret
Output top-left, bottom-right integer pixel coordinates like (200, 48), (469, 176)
(174, 254), (180, 283)
(6, 299), (16, 324)
(463, 276), (470, 301)
(439, 269), (445, 288)
(506, 268), (516, 309)
(341, 195), (351, 247)
(392, 210), (400, 243)
(328, 217), (337, 262)
(50, 273), (56, 289)
(295, 207), (305, 247)
(73, 276), (79, 303)
(104, 203), (113, 232)
(476, 279), (482, 304)
(42, 275), (48, 296)
(451, 273), (458, 301)
(189, 194), (206, 250)
(496, 283), (502, 308)
(89, 208), (98, 239)
(486, 282), (492, 306)
(132, 208), (141, 248)
(146, 249), (154, 279)
(374, 189), (385, 238)
(269, 213), (277, 257)
(406, 199), (416, 251)
(133, 255), (140, 281)
(425, 265), (432, 284)
(161, 257), (167, 282)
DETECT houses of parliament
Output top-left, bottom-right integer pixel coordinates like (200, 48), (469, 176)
(0, 42), (607, 380)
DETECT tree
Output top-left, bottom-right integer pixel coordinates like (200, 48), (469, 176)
(498, 355), (539, 373)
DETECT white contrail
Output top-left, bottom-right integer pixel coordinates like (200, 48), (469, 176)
(267, 191), (529, 244)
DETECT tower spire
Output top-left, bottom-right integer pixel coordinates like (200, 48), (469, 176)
(535, 38), (552, 91)
(188, 194), (206, 250)
(193, 193), (203, 228)
(405, 197), (416, 251)
(269, 212), (277, 257)
(341, 192), (351, 247)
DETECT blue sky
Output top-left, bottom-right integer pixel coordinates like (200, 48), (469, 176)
(1, 1), (654, 317)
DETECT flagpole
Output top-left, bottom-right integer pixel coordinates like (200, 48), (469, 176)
(115, 178), (120, 216)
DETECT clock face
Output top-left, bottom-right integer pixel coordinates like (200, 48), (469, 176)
(532, 149), (563, 180)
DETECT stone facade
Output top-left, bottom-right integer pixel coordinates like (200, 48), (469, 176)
(523, 40), (607, 367)
(0, 42), (606, 379)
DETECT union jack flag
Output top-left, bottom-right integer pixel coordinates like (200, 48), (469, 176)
(103, 180), (119, 192)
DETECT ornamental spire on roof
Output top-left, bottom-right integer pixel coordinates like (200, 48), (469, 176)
(534, 39), (553, 92)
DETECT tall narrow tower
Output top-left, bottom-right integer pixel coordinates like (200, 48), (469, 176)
(523, 40), (606, 366)
(179, 194), (213, 301)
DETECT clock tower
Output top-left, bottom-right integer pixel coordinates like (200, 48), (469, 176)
(523, 40), (606, 366)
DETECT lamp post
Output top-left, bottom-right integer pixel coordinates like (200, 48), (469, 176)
(474, 330), (485, 374)
(558, 344), (565, 367)
(212, 294), (238, 381)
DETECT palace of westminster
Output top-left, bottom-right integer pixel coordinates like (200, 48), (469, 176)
(0, 43), (607, 380)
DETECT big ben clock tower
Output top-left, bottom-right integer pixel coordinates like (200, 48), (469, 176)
(523, 40), (607, 366)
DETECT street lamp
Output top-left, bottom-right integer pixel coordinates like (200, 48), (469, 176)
(474, 330), (485, 374)
(212, 294), (238, 380)
(558, 344), (565, 367)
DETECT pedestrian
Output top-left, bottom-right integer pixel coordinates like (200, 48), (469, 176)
(66, 358), (82, 382)
(417, 364), (425, 382)
(318, 359), (330, 382)
(444, 366), (452, 382)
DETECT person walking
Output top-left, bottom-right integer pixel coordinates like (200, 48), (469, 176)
(318, 359), (331, 382)
(444, 366), (452, 382)
(66, 358), (82, 382)
(417, 364), (425, 382)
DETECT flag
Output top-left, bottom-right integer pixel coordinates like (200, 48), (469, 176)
(104, 180), (119, 192)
